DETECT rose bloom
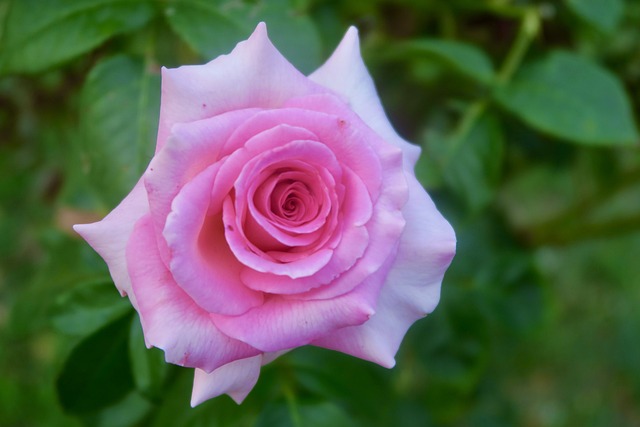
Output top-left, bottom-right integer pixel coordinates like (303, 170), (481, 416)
(75, 23), (455, 406)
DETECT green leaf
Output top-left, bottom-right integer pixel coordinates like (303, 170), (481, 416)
(164, 0), (322, 73)
(0, 0), (155, 75)
(9, 230), (109, 336)
(423, 112), (504, 211)
(82, 391), (153, 427)
(393, 39), (495, 84)
(148, 369), (258, 427)
(254, 401), (358, 427)
(495, 50), (639, 146)
(566, 0), (624, 33)
(51, 278), (132, 337)
(288, 348), (392, 424)
(56, 313), (134, 415)
(80, 55), (160, 206)
(162, 1), (248, 63)
(250, 0), (322, 74)
(129, 314), (171, 400)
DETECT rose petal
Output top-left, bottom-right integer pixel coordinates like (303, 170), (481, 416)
(311, 175), (456, 367)
(225, 139), (349, 279)
(295, 200), (404, 301)
(248, 166), (334, 240)
(164, 163), (264, 315)
(239, 167), (373, 294)
(224, 196), (334, 279)
(222, 107), (383, 200)
(211, 124), (320, 213)
(128, 215), (261, 373)
(211, 282), (378, 352)
(73, 179), (149, 309)
(308, 27), (421, 168)
(157, 23), (325, 152)
(234, 140), (341, 249)
(145, 109), (260, 266)
(191, 355), (263, 406)
(239, 95), (409, 299)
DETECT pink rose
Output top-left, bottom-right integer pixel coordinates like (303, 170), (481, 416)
(74, 23), (455, 406)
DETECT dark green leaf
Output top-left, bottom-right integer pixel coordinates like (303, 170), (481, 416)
(393, 39), (495, 84)
(80, 55), (160, 206)
(446, 113), (504, 211)
(164, 0), (322, 73)
(51, 278), (132, 336)
(129, 314), (171, 400)
(162, 1), (248, 62)
(82, 391), (153, 427)
(255, 401), (358, 427)
(56, 313), (134, 415)
(566, 0), (624, 33)
(0, 0), (155, 74)
(148, 369), (258, 427)
(495, 50), (639, 146)
(9, 231), (109, 336)
(423, 111), (504, 211)
(250, 0), (322, 74)
(288, 348), (392, 424)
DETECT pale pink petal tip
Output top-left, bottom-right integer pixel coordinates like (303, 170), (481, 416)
(309, 24), (421, 167)
(190, 356), (263, 407)
(253, 21), (267, 36)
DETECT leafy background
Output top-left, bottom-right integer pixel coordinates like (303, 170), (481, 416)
(1, 0), (639, 426)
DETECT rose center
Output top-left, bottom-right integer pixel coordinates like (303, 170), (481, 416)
(270, 179), (316, 224)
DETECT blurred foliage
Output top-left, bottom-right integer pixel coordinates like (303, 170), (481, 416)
(1, 0), (639, 426)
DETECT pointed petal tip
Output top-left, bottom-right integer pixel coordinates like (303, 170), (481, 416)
(72, 221), (99, 240)
(345, 26), (359, 41)
(190, 394), (203, 408)
(250, 21), (269, 41)
(365, 346), (397, 369)
(228, 390), (251, 405)
(381, 356), (396, 369)
(190, 357), (262, 407)
(189, 390), (248, 407)
(340, 25), (362, 53)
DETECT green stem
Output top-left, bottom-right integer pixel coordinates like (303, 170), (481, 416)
(283, 383), (302, 427)
(438, 5), (457, 39)
(445, 6), (540, 162)
(0, 0), (11, 49)
(445, 99), (488, 163)
(496, 7), (540, 85)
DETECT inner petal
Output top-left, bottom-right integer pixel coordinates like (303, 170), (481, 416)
(271, 179), (316, 223)
(253, 167), (333, 236)
(225, 140), (344, 278)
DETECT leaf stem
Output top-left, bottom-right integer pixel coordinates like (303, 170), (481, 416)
(495, 7), (540, 85)
(283, 382), (302, 427)
(446, 5), (540, 160)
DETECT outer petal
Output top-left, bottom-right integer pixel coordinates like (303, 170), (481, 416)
(308, 27), (421, 168)
(311, 175), (456, 367)
(156, 22), (325, 152)
(73, 179), (149, 309)
(191, 355), (263, 406)
(128, 215), (261, 372)
(210, 280), (378, 352)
